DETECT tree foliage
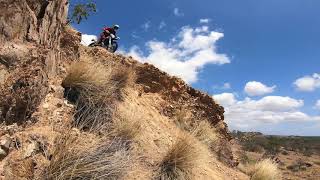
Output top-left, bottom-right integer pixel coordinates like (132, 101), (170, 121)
(70, 0), (96, 24)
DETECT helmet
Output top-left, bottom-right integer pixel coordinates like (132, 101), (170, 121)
(113, 24), (120, 30)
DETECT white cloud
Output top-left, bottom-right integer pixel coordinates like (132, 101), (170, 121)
(294, 73), (320, 92)
(251, 96), (303, 111)
(244, 81), (276, 96)
(213, 82), (231, 90)
(213, 93), (236, 106)
(200, 18), (210, 24)
(123, 25), (230, 83)
(213, 93), (320, 130)
(142, 21), (151, 31)
(315, 100), (320, 110)
(81, 34), (97, 46)
(173, 8), (184, 17)
(159, 21), (166, 30)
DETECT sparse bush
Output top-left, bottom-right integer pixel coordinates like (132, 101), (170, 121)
(43, 135), (132, 180)
(301, 148), (313, 157)
(238, 151), (256, 165)
(250, 159), (281, 180)
(70, 0), (96, 24)
(263, 137), (281, 155)
(242, 136), (267, 153)
(157, 134), (207, 180)
(287, 160), (312, 172)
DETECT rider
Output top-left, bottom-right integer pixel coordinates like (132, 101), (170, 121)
(98, 24), (120, 45)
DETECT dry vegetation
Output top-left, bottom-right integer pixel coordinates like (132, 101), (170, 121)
(157, 133), (210, 180)
(43, 134), (133, 180)
(238, 159), (281, 180)
(62, 61), (114, 131)
(111, 112), (142, 141)
(173, 109), (220, 153)
(191, 120), (219, 150)
(62, 61), (134, 132)
(174, 109), (193, 131)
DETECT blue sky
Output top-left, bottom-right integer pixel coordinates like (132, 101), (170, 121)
(72, 0), (320, 136)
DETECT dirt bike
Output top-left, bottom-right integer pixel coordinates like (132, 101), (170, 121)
(88, 36), (119, 53)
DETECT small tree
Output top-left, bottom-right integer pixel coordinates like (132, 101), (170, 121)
(69, 0), (96, 24)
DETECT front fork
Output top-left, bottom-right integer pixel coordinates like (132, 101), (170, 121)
(108, 37), (112, 49)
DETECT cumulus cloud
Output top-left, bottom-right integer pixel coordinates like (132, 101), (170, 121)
(294, 73), (320, 92)
(173, 8), (184, 17)
(124, 25), (230, 83)
(213, 93), (320, 130)
(213, 93), (236, 106)
(244, 81), (276, 96)
(81, 34), (97, 46)
(200, 18), (210, 24)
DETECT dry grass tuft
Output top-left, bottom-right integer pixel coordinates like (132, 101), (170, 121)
(173, 108), (194, 132)
(247, 159), (282, 180)
(191, 120), (219, 150)
(109, 104), (143, 145)
(111, 116), (142, 142)
(173, 109), (220, 153)
(157, 133), (207, 180)
(111, 66), (136, 96)
(43, 135), (132, 180)
(62, 61), (134, 131)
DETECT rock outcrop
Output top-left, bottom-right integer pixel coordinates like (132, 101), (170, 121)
(0, 0), (68, 124)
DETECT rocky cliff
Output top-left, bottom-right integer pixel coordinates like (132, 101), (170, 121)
(0, 1), (246, 179)
(0, 0), (68, 124)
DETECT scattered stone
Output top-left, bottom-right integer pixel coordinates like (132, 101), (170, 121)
(4, 124), (19, 136)
(0, 147), (8, 160)
(42, 103), (50, 109)
(0, 136), (12, 152)
(56, 102), (63, 108)
(23, 141), (40, 158)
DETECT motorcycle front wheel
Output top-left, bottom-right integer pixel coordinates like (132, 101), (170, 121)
(88, 42), (96, 47)
(108, 42), (118, 53)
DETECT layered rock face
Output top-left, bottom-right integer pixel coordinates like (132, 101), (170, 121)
(0, 0), (68, 46)
(0, 0), (68, 124)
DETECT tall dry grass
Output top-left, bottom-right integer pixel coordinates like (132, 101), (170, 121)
(191, 120), (219, 150)
(157, 133), (209, 180)
(43, 135), (132, 180)
(62, 61), (134, 131)
(111, 112), (142, 142)
(250, 159), (282, 180)
(173, 109), (219, 151)
(173, 109), (193, 131)
(239, 159), (281, 180)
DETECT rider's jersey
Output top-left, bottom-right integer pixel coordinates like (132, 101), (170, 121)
(103, 27), (116, 37)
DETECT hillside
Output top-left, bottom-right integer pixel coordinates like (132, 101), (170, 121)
(0, 0), (278, 179)
(232, 131), (320, 180)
